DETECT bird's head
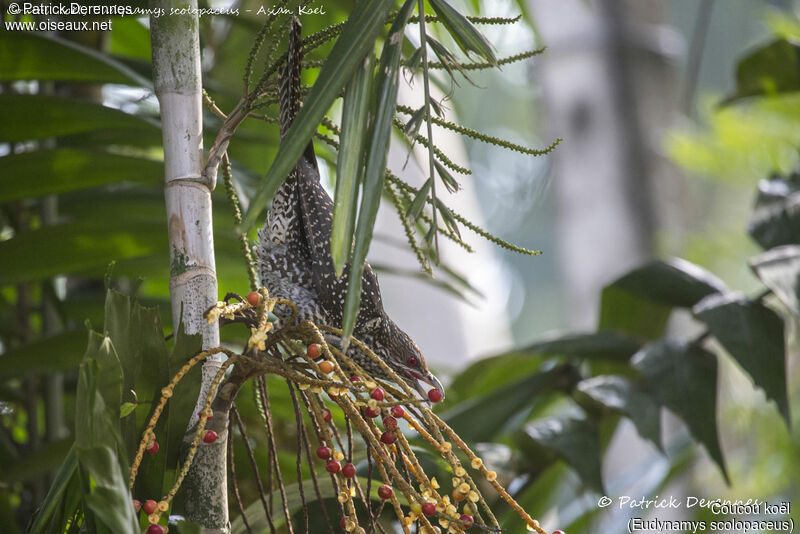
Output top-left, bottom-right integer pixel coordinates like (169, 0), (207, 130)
(361, 314), (444, 401)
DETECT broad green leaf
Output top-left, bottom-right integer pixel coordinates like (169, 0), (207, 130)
(0, 149), (162, 202)
(748, 173), (800, 249)
(632, 340), (728, 483)
(405, 178), (432, 220)
(516, 415), (604, 493)
(724, 39), (800, 104)
(332, 54), (374, 276)
(120, 402), (137, 418)
(240, 0), (396, 230)
(599, 258), (726, 339)
(27, 445), (78, 534)
(77, 445), (138, 534)
(0, 94), (160, 143)
(694, 293), (789, 423)
(442, 365), (580, 443)
(428, 0), (496, 63)
(342, 0), (416, 343)
(574, 375), (661, 449)
(750, 245), (800, 316)
(607, 258), (726, 308)
(0, 31), (150, 86)
(524, 330), (643, 361)
(0, 329), (85, 381)
(0, 220), (167, 286)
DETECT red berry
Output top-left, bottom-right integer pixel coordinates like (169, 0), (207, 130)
(246, 291), (261, 306)
(326, 460), (341, 474)
(421, 502), (436, 516)
(364, 407), (380, 418)
(350, 376), (361, 383)
(370, 388), (385, 401)
(383, 416), (398, 430)
(390, 405), (405, 418)
(307, 343), (320, 359)
(342, 463), (356, 478)
(147, 526), (165, 534)
(460, 515), (474, 528)
(380, 431), (395, 445)
(322, 408), (332, 423)
(552, 531), (565, 534)
(427, 388), (444, 403)
(378, 485), (393, 500)
(146, 441), (159, 455)
(203, 430), (218, 444)
(316, 446), (332, 460)
(340, 517), (347, 529)
(143, 499), (157, 515)
(132, 499), (142, 513)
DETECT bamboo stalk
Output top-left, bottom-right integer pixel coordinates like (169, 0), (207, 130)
(149, 0), (227, 529)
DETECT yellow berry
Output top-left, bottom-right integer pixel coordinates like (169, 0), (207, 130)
(410, 502), (422, 514)
(298, 383), (310, 390)
(486, 470), (497, 481)
(458, 483), (470, 494)
(431, 477), (440, 489)
(439, 442), (452, 453)
(157, 501), (169, 512)
(311, 386), (323, 394)
(455, 467), (466, 477)
(452, 477), (462, 487)
(338, 491), (349, 503)
(470, 458), (483, 469)
(468, 491), (479, 503)
(161, 387), (173, 398)
(148, 513), (160, 524)
(333, 451), (344, 461)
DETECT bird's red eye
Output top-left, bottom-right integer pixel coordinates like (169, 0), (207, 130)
(406, 356), (418, 367)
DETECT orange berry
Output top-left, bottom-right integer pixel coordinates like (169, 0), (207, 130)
(246, 291), (261, 306)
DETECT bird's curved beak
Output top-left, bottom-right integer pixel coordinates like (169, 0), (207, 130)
(413, 370), (445, 400)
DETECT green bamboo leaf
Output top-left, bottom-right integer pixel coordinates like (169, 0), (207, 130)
(405, 178), (432, 221)
(342, 0), (416, 344)
(0, 94), (160, 144)
(0, 329), (86, 381)
(0, 438), (72, 484)
(0, 31), (151, 86)
(0, 221), (167, 286)
(332, 54), (374, 276)
(239, 0), (396, 231)
(27, 445), (78, 534)
(78, 445), (139, 534)
(428, 0), (496, 63)
(0, 149), (162, 202)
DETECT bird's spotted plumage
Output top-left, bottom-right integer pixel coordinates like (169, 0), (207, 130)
(255, 17), (443, 398)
